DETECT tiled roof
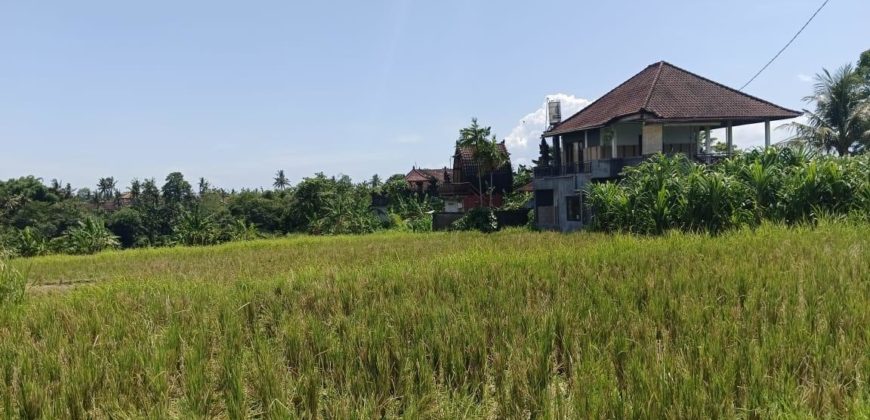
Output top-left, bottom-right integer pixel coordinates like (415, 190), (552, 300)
(545, 61), (802, 136)
(405, 167), (447, 184)
(456, 143), (510, 167)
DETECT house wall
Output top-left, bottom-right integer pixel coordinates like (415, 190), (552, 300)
(462, 194), (503, 210)
(444, 199), (462, 212)
(533, 174), (589, 232)
(613, 123), (642, 146)
(642, 124), (663, 154)
(663, 126), (697, 144)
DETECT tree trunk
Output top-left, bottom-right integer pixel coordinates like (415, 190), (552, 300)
(489, 171), (494, 208)
(477, 173), (484, 209)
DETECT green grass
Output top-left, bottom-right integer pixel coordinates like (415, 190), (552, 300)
(2, 223), (869, 418)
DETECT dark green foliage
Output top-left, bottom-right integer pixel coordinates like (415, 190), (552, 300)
(451, 207), (498, 233)
(587, 150), (870, 234)
(227, 192), (286, 233)
(174, 207), (221, 246)
(107, 208), (144, 248)
(533, 138), (552, 167)
(53, 218), (119, 255)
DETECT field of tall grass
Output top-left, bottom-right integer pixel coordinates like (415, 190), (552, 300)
(1, 223), (868, 418)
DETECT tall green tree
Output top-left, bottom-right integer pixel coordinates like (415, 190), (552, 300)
(457, 118), (493, 207)
(479, 137), (509, 206)
(161, 172), (193, 206)
(532, 138), (552, 167)
(786, 64), (870, 156)
(198, 177), (211, 196)
(273, 170), (290, 191)
(96, 177), (117, 203)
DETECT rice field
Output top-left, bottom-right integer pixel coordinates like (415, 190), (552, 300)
(1, 223), (869, 418)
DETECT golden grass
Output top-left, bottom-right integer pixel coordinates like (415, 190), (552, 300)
(2, 223), (869, 418)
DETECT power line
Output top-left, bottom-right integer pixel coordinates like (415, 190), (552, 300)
(740, 0), (830, 91)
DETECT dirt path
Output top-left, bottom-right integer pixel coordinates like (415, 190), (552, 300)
(28, 279), (97, 293)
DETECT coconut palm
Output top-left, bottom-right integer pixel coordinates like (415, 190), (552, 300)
(96, 177), (118, 203)
(478, 136), (509, 206)
(273, 170), (290, 191)
(785, 64), (870, 156)
(457, 118), (493, 207)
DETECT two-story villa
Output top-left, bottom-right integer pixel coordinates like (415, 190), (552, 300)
(534, 61), (801, 231)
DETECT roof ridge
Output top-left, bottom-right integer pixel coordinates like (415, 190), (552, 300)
(642, 61), (665, 112)
(658, 61), (802, 115)
(548, 62), (661, 134)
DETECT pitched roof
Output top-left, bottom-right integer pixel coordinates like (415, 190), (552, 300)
(545, 61), (802, 136)
(405, 167), (447, 184)
(456, 142), (511, 166)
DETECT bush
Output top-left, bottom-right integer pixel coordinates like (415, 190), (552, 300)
(9, 227), (50, 257)
(107, 208), (145, 248)
(54, 218), (120, 255)
(451, 207), (498, 233)
(586, 151), (870, 235)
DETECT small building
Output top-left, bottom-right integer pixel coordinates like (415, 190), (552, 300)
(404, 167), (448, 196)
(535, 61), (801, 231)
(440, 143), (513, 212)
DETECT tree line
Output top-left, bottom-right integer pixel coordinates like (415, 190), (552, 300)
(0, 171), (403, 257)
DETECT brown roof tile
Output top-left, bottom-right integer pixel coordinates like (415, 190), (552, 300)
(405, 167), (448, 184)
(545, 61), (801, 136)
(456, 143), (510, 165)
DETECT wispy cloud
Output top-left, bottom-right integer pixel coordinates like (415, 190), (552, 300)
(797, 73), (813, 83)
(504, 93), (590, 163)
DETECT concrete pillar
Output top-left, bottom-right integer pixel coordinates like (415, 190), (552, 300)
(611, 128), (618, 158)
(726, 121), (733, 155)
(705, 127), (711, 154)
(572, 141), (580, 171)
(552, 136), (560, 168)
(764, 121), (771, 148)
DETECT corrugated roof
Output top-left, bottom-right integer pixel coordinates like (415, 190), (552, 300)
(545, 61), (802, 136)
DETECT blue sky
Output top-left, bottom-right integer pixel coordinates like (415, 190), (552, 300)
(1, 0), (868, 190)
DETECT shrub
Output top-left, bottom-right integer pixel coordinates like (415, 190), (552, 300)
(10, 227), (49, 257)
(586, 151), (870, 235)
(54, 218), (120, 255)
(107, 208), (145, 248)
(451, 207), (498, 233)
(174, 209), (221, 246)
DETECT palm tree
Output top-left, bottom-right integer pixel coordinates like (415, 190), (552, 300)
(96, 177), (118, 203)
(198, 177), (210, 196)
(457, 118), (493, 207)
(479, 137), (509, 207)
(273, 170), (290, 191)
(785, 64), (870, 156)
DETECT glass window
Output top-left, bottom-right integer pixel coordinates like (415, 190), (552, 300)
(566, 196), (582, 221)
(535, 189), (553, 206)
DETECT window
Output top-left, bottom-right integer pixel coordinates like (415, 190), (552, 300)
(535, 189), (553, 206)
(566, 193), (591, 223)
(566, 195), (582, 221)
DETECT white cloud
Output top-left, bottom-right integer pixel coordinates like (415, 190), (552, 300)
(797, 73), (814, 83)
(504, 93), (590, 164)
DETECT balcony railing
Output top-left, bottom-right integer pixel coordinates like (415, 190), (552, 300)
(535, 152), (724, 179)
(533, 163), (590, 178)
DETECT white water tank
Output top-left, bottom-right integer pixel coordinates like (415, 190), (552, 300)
(548, 100), (562, 125)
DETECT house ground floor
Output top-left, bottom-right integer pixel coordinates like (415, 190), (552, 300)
(533, 174), (592, 232)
